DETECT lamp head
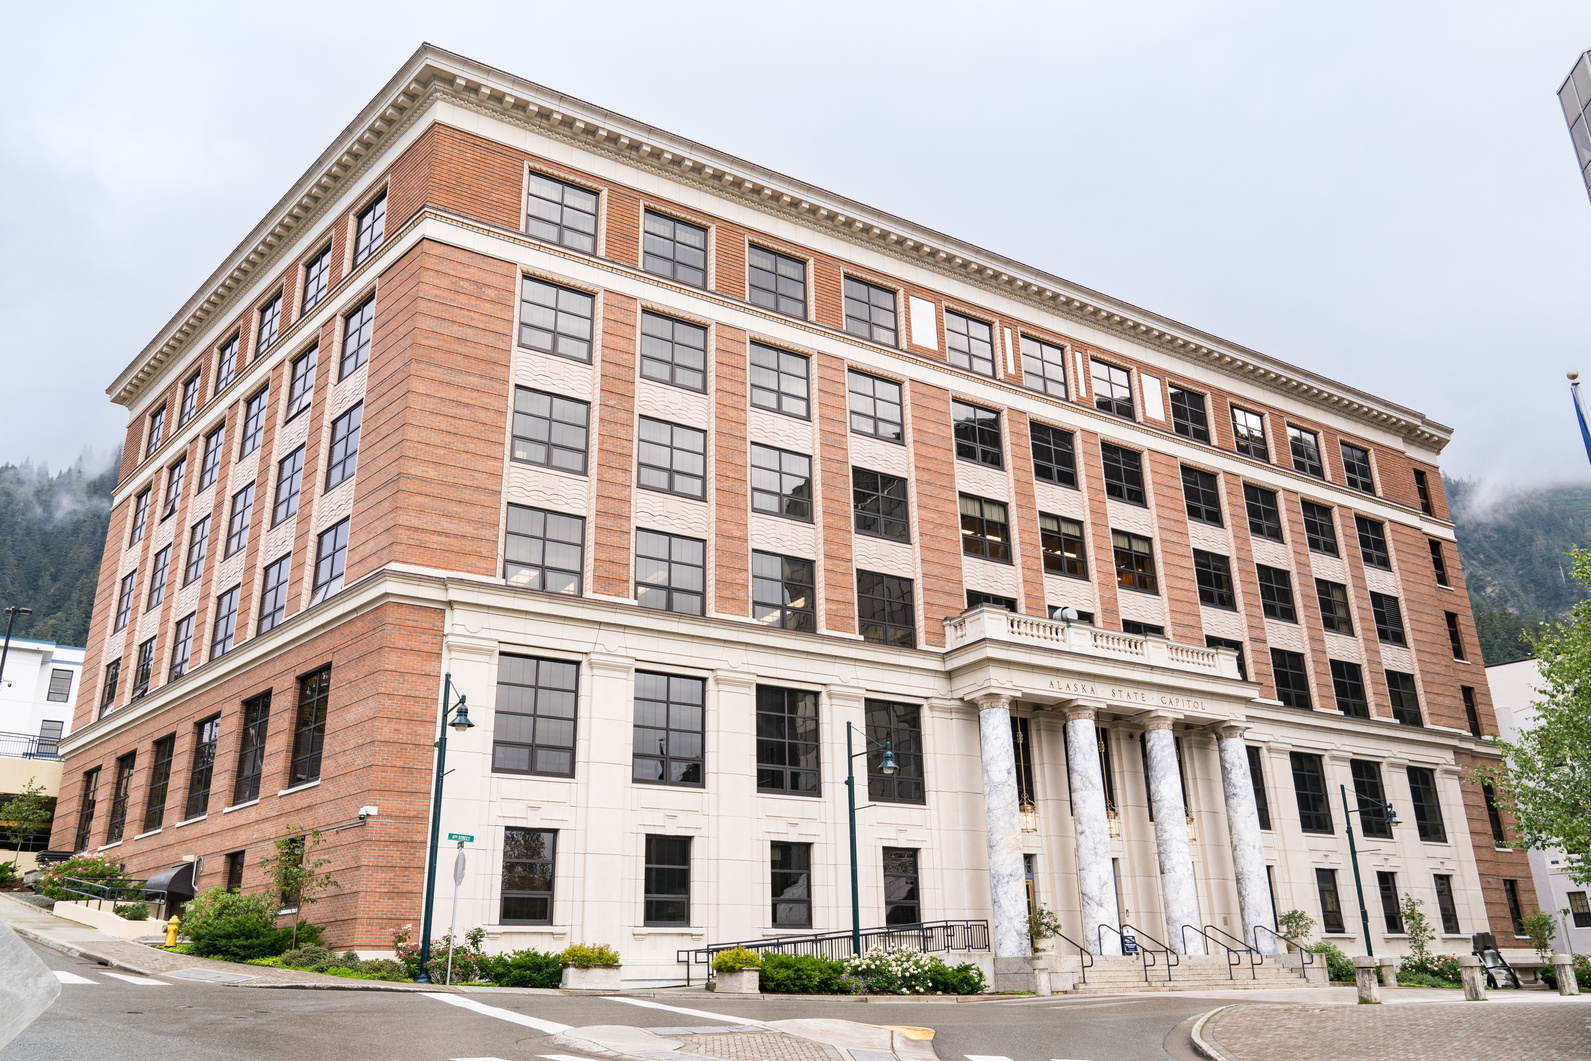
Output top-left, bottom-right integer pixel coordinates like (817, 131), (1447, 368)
(1385, 807), (1401, 828)
(5, 607), (31, 618)
(450, 699), (474, 732)
(879, 742), (898, 775)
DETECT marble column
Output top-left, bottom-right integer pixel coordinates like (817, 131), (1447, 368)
(1063, 703), (1121, 955)
(1216, 723), (1277, 954)
(976, 694), (1033, 990)
(1142, 715), (1203, 954)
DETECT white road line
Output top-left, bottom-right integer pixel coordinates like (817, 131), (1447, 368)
(599, 996), (763, 1026)
(541, 1055), (600, 1061)
(99, 971), (170, 986)
(967, 1055), (1014, 1061)
(452, 1057), (516, 1060)
(423, 992), (572, 1034)
(52, 970), (96, 985)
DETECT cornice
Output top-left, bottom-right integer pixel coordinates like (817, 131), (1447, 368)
(111, 43), (1452, 454)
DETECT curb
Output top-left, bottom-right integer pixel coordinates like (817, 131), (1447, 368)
(1189, 1006), (1233, 1061)
(5, 922), (164, 979)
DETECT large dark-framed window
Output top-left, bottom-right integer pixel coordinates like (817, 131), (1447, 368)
(161, 457), (185, 519)
(1350, 759), (1393, 839)
(1021, 335), (1068, 397)
(1385, 671), (1423, 726)
(273, 447), (305, 527)
(1256, 565), (1296, 621)
(1208, 636), (1247, 681)
(637, 417), (707, 499)
(867, 700), (925, 804)
(285, 345), (317, 420)
(843, 277), (897, 346)
(493, 655), (579, 777)
(1040, 513), (1087, 578)
(526, 171), (598, 252)
(852, 468), (910, 542)
(945, 309), (996, 377)
(1316, 868), (1345, 934)
(640, 310), (708, 391)
(199, 426), (224, 489)
(967, 590), (1017, 611)
(233, 692), (272, 805)
(183, 515), (210, 586)
(1434, 875), (1461, 934)
(749, 343), (810, 417)
(1429, 538), (1451, 586)
(1569, 891), (1591, 929)
(751, 552), (815, 632)
(142, 734), (175, 833)
(340, 294), (375, 379)
(106, 752), (136, 844)
(771, 842), (813, 928)
(310, 519), (349, 605)
(147, 546), (170, 612)
(1330, 660), (1369, 718)
(1182, 466), (1223, 525)
(302, 243), (331, 313)
(169, 612), (195, 679)
(1483, 782), (1507, 845)
(325, 404), (362, 489)
(1112, 531), (1157, 593)
(642, 210), (708, 288)
(748, 245), (807, 319)
(129, 489), (150, 545)
(241, 386), (269, 457)
(1356, 515), (1391, 569)
(959, 495), (1011, 562)
(1288, 426), (1324, 478)
(1300, 500), (1338, 555)
(225, 483), (254, 558)
(512, 387), (589, 474)
(1406, 766), (1446, 843)
(847, 370), (903, 442)
(751, 444), (812, 521)
(114, 572), (135, 632)
(215, 333), (240, 392)
(858, 571), (916, 648)
(644, 835), (691, 925)
(1243, 484), (1283, 541)
(1247, 746), (1272, 830)
(634, 671), (705, 787)
(1193, 550), (1236, 609)
(1446, 612), (1468, 660)
(1371, 592), (1407, 645)
(1091, 360), (1134, 419)
(1169, 386), (1210, 442)
(505, 505), (584, 595)
(1290, 751), (1333, 833)
(352, 191), (386, 267)
(756, 685), (819, 795)
(74, 767), (100, 851)
(178, 374), (200, 427)
(257, 554), (291, 634)
(131, 637), (156, 700)
(46, 670), (73, 703)
(1029, 423), (1077, 487)
(883, 847), (921, 925)
(1100, 443), (1145, 504)
(288, 665), (331, 787)
(518, 277), (595, 362)
(1413, 469), (1434, 515)
(635, 529), (704, 615)
(502, 827), (557, 924)
(256, 293), (282, 355)
(184, 715), (220, 820)
(1316, 579), (1353, 635)
(1272, 650), (1312, 709)
(952, 401), (1002, 468)
(1341, 443), (1375, 494)
(1462, 686), (1483, 738)
(1378, 872), (1404, 934)
(1231, 406), (1269, 460)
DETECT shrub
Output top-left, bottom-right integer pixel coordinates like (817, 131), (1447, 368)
(1522, 910), (1557, 963)
(478, 948), (563, 988)
(1306, 941), (1353, 982)
(113, 902), (149, 921)
(560, 942), (620, 968)
(0, 860), (19, 888)
(926, 958), (986, 995)
(1397, 969), (1460, 988)
(712, 947), (762, 973)
(182, 887), (305, 962)
(1401, 953), (1462, 983)
(1276, 909), (1316, 943)
(37, 855), (127, 901)
(759, 954), (854, 994)
(845, 946), (937, 995)
(1028, 906), (1064, 943)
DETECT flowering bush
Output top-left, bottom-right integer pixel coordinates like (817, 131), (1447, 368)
(844, 946), (938, 994)
(37, 855), (127, 901)
(391, 923), (487, 982)
(1400, 953), (1462, 985)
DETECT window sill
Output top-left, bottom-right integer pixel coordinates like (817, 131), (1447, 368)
(175, 815), (207, 828)
(223, 799), (260, 814)
(283, 405), (309, 425)
(1494, 845), (1514, 852)
(632, 926), (704, 937)
(96, 841), (123, 852)
(278, 780), (321, 798)
(132, 828), (161, 841)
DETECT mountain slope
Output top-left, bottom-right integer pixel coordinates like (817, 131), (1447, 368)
(0, 458), (118, 649)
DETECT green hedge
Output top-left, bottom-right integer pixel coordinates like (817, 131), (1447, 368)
(759, 954), (853, 994)
(478, 948), (564, 988)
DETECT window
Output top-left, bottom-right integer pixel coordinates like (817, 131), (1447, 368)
(310, 519), (349, 604)
(1272, 650), (1312, 709)
(633, 672), (704, 786)
(146, 547), (170, 611)
(258, 555), (291, 633)
(142, 734), (175, 832)
(352, 191), (385, 266)
(225, 483), (254, 558)
(1112, 531), (1157, 593)
(1256, 565), (1296, 622)
(129, 489), (150, 545)
(74, 768), (99, 850)
(100, 660), (120, 711)
(1503, 879), (1525, 936)
(1341, 443), (1375, 494)
(883, 847), (921, 925)
(1247, 746), (1272, 830)
(966, 590), (1017, 611)
(199, 426), (224, 489)
(1316, 580), (1354, 635)
(210, 586), (240, 659)
(216, 334), (239, 391)
(848, 371), (903, 441)
(131, 638), (156, 699)
(1231, 406), (1269, 460)
(178, 374), (200, 426)
(511, 388), (588, 474)
(44, 669), (72, 703)
(161, 458), (186, 519)
(959, 495), (1012, 562)
(1169, 386), (1210, 442)
(226, 851), (246, 893)
(868, 700), (924, 803)
(642, 211), (707, 287)
(289, 666), (330, 786)
(1021, 335), (1068, 397)
(1483, 782), (1507, 845)
(1193, 550), (1236, 609)
(757, 686), (819, 794)
(257, 294), (282, 354)
(1330, 660), (1369, 718)
(749, 343), (809, 417)
(1040, 513), (1087, 578)
(1413, 469), (1434, 515)
(502, 828), (557, 924)
(1406, 766), (1446, 842)
(114, 572), (136, 632)
(952, 401), (1002, 468)
(1446, 612), (1468, 660)
(1091, 360), (1134, 418)
(1243, 484), (1283, 541)
(183, 516), (210, 586)
(1100, 443), (1145, 505)
(637, 417), (707, 499)
(852, 468), (910, 541)
(843, 277), (897, 345)
(770, 842), (813, 928)
(945, 310), (996, 377)
(1435, 875), (1462, 934)
(751, 444), (812, 521)
(858, 572), (916, 648)
(1122, 620), (1166, 637)
(146, 406), (166, 457)
(1377, 872), (1403, 934)
(644, 835), (691, 925)
(105, 753), (136, 844)
(1288, 426), (1323, 477)
(751, 552), (815, 631)
(169, 613), (195, 679)
(321, 403), (363, 490)
(505, 505), (584, 594)
(1029, 423), (1077, 487)
(1181, 466), (1223, 524)
(1291, 752), (1332, 833)
(272, 448), (304, 527)
(340, 295), (375, 378)
(1208, 636), (1247, 681)
(1383, 670), (1423, 726)
(1356, 516), (1390, 569)
(748, 246), (806, 318)
(640, 311), (708, 391)
(1300, 500), (1338, 555)
(525, 172), (598, 253)
(240, 387), (268, 456)
(1462, 686), (1483, 738)
(1057, 607), (1097, 625)
(493, 655), (579, 776)
(518, 277), (594, 362)
(233, 692), (271, 805)
(184, 715), (220, 819)
(1370, 593), (1406, 645)
(1350, 760), (1393, 839)
(302, 245), (331, 313)
(635, 530), (704, 615)
(1428, 538), (1452, 587)
(285, 346), (317, 420)
(1569, 891), (1591, 929)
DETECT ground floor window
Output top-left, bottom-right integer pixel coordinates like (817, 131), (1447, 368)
(1433, 874), (1460, 934)
(74, 767), (100, 851)
(883, 847), (920, 926)
(502, 828), (556, 924)
(1377, 872), (1403, 934)
(1316, 868), (1345, 934)
(226, 850), (246, 893)
(645, 835), (690, 926)
(1503, 879), (1525, 936)
(770, 842), (811, 928)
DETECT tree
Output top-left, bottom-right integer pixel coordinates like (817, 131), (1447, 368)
(1474, 547), (1591, 885)
(1400, 894), (1434, 963)
(257, 826), (339, 948)
(1, 780), (55, 857)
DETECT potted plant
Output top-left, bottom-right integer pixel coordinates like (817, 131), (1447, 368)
(1028, 906), (1064, 954)
(559, 943), (621, 990)
(1276, 909), (1315, 953)
(710, 947), (762, 993)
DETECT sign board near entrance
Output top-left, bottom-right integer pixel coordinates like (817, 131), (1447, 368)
(446, 833), (474, 843)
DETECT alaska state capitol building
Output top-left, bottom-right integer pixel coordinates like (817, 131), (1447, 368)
(53, 44), (1531, 986)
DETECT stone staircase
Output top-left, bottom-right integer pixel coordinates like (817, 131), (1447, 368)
(1049, 952), (1324, 994)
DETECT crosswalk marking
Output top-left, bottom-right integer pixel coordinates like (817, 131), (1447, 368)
(451, 1057), (515, 1060)
(966, 1056), (1093, 1061)
(100, 971), (170, 986)
(541, 1055), (600, 1061)
(52, 970), (96, 985)
(423, 992), (571, 1034)
(600, 996), (762, 1026)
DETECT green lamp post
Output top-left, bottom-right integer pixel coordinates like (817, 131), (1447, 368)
(416, 672), (474, 983)
(845, 720), (896, 956)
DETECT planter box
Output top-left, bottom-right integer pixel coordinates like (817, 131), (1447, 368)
(709, 968), (760, 994)
(561, 964), (622, 990)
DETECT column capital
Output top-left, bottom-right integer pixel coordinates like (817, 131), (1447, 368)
(1214, 721), (1249, 741)
(973, 692), (1016, 713)
(1141, 710), (1177, 732)
(824, 684), (867, 711)
(1061, 699), (1104, 721)
(587, 653), (635, 680)
(711, 669), (758, 693)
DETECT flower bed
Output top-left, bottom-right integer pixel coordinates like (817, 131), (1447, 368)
(756, 947), (986, 995)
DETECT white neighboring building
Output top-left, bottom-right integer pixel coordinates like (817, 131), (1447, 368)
(0, 637), (82, 755)
(1487, 657), (1591, 952)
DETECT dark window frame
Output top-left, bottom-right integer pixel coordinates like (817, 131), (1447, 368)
(635, 529), (705, 616)
(852, 468), (911, 542)
(325, 404), (362, 490)
(1386, 670), (1423, 726)
(233, 692), (271, 805)
(1291, 751), (1333, 833)
(1193, 549), (1237, 609)
(1435, 875), (1462, 934)
(74, 767), (100, 851)
(106, 752), (136, 844)
(310, 519), (349, 605)
(1413, 469), (1434, 515)
(1288, 425), (1324, 478)
(257, 554), (291, 634)
(771, 841), (813, 928)
(1300, 500), (1339, 555)
(847, 370), (904, 442)
(1350, 759), (1393, 839)
(639, 310), (709, 392)
(632, 672), (705, 788)
(502, 827), (558, 925)
(751, 444), (813, 522)
(1330, 659), (1369, 718)
(945, 308), (996, 378)
(493, 655), (579, 778)
(749, 343), (810, 418)
(225, 482), (254, 558)
(756, 685), (820, 796)
(1169, 386), (1211, 442)
(183, 714), (220, 820)
(240, 387), (269, 457)
(637, 417), (707, 500)
(301, 244), (332, 313)
(1243, 484), (1284, 541)
(525, 170), (599, 253)
(751, 552), (816, 632)
(1356, 516), (1391, 569)
(1090, 359), (1134, 419)
(1231, 405), (1269, 461)
(183, 515), (210, 586)
(1256, 565), (1297, 622)
(351, 190), (386, 267)
(198, 425), (224, 489)
(1029, 422), (1077, 488)
(644, 834), (692, 926)
(1181, 465), (1223, 525)
(1429, 538), (1451, 587)
(518, 276), (595, 363)
(883, 846), (921, 925)
(511, 387), (589, 475)
(1112, 530), (1158, 594)
(867, 700), (925, 804)
(284, 344), (317, 421)
(210, 585), (240, 660)
(273, 447), (305, 527)
(339, 294), (375, 379)
(1100, 443), (1146, 505)
(169, 612), (194, 679)
(1316, 579), (1354, 635)
(1378, 871), (1404, 934)
(1272, 649), (1312, 709)
(858, 571), (916, 648)
(748, 245), (808, 319)
(1039, 513), (1088, 579)
(1317, 868), (1345, 934)
(142, 734), (176, 833)
(1371, 592), (1407, 645)
(952, 400), (1003, 468)
(1406, 765), (1447, 843)
(1247, 746), (1272, 830)
(1446, 612), (1468, 660)
(1020, 335), (1068, 397)
(505, 505), (585, 595)
(256, 293), (282, 355)
(641, 210), (708, 289)
(842, 276), (898, 346)
(1341, 442), (1375, 494)
(958, 494), (1012, 563)
(288, 665), (331, 787)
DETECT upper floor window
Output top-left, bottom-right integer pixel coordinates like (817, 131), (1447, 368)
(848, 371), (903, 442)
(1341, 443), (1375, 494)
(310, 519), (349, 604)
(1091, 360), (1134, 419)
(234, 692), (272, 805)
(1231, 406), (1269, 460)
(1100, 442), (1145, 505)
(210, 585), (240, 659)
(1273, 653), (1313, 711)
(340, 295), (375, 379)
(1330, 659), (1369, 717)
(525, 173), (597, 253)
(494, 655), (579, 777)
(147, 547), (169, 611)
(857, 571), (916, 647)
(273, 447), (305, 527)
(633, 671), (705, 785)
(1181, 466), (1222, 525)
(1370, 592), (1406, 645)
(1112, 530), (1157, 593)
(505, 505), (584, 595)
(642, 211), (707, 288)
(637, 418), (706, 499)
(867, 700), (925, 803)
(635, 529), (704, 615)
(751, 552), (815, 631)
(757, 686), (819, 794)
(198, 426), (224, 490)
(1030, 423), (1077, 488)
(290, 666), (331, 786)
(184, 717), (220, 820)
(325, 404), (362, 489)
(302, 245), (331, 313)
(945, 310), (996, 377)
(1386, 671), (1423, 726)
(1356, 515), (1391, 569)
(146, 406), (166, 457)
(852, 468), (910, 542)
(1256, 564), (1296, 622)
(751, 444), (813, 521)
(749, 344), (809, 418)
(161, 458), (186, 520)
(240, 387), (268, 457)
(285, 345), (317, 420)
(215, 334), (240, 391)
(1040, 514), (1087, 578)
(256, 294), (282, 355)
(183, 516), (210, 586)
(512, 388), (589, 474)
(951, 401), (1002, 468)
(843, 277), (897, 346)
(1287, 425), (1324, 478)
(1243, 484), (1283, 542)
(178, 374), (200, 426)
(1300, 500), (1338, 555)
(352, 191), (386, 267)
(131, 638), (156, 700)
(46, 669), (73, 703)
(519, 277), (594, 363)
(1021, 336), (1067, 397)
(129, 489), (150, 545)
(958, 495), (1012, 563)
(1169, 386), (1209, 442)
(1462, 685), (1483, 738)
(114, 572), (136, 632)
(748, 245), (806, 318)
(1193, 550), (1236, 609)
(1429, 539), (1451, 587)
(224, 483), (254, 558)
(257, 554), (291, 634)
(640, 311), (708, 391)
(1413, 469), (1434, 515)
(100, 660), (121, 711)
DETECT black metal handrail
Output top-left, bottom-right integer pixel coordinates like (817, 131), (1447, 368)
(677, 920), (990, 986)
(0, 731), (62, 760)
(1252, 925), (1313, 980)
(1181, 924), (1238, 980)
(1049, 931), (1094, 985)
(1099, 922), (1176, 983)
(1121, 922), (1178, 983)
(1202, 924), (1261, 980)
(57, 876), (169, 922)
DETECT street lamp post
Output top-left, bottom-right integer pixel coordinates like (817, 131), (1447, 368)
(1339, 784), (1401, 959)
(0, 606), (33, 690)
(844, 720), (896, 956)
(415, 672), (474, 983)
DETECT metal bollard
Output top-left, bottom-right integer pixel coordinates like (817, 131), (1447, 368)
(1378, 956), (1398, 987)
(164, 916), (180, 948)
(1459, 955), (1487, 1001)
(1353, 955), (1381, 1003)
(1551, 953), (1580, 996)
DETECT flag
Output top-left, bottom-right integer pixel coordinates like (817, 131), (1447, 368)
(1574, 374), (1591, 469)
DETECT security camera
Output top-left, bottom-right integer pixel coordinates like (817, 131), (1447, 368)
(358, 805), (378, 821)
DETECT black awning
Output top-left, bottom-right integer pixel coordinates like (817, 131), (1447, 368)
(143, 861), (197, 899)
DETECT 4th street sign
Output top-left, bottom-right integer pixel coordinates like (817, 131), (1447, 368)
(446, 833), (474, 843)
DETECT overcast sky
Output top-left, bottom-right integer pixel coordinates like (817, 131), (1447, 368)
(4, 1), (1590, 487)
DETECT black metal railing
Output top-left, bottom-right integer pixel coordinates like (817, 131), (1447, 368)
(1202, 923), (1262, 980)
(678, 920), (989, 986)
(1101, 922), (1178, 983)
(56, 876), (171, 923)
(0, 731), (62, 760)
(1182, 924), (1240, 980)
(1252, 925), (1313, 981)
(1050, 931), (1094, 985)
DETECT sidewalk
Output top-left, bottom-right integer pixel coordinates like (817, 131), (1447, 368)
(552, 1018), (936, 1061)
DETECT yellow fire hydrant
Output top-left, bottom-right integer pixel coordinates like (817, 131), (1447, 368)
(164, 915), (180, 948)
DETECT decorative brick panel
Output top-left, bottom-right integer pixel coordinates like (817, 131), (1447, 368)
(592, 292), (638, 597)
(907, 382), (965, 648)
(713, 325), (750, 615)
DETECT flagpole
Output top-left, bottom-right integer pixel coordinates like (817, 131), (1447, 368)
(1571, 372), (1591, 468)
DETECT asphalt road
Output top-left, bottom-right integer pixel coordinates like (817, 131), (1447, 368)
(4, 941), (1212, 1061)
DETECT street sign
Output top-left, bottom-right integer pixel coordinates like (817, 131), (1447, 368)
(446, 833), (474, 843)
(453, 850), (467, 886)
(1122, 932), (1139, 955)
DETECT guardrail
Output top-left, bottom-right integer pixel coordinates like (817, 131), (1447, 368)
(56, 876), (172, 923)
(677, 920), (990, 986)
(0, 731), (61, 760)
(1253, 925), (1314, 980)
